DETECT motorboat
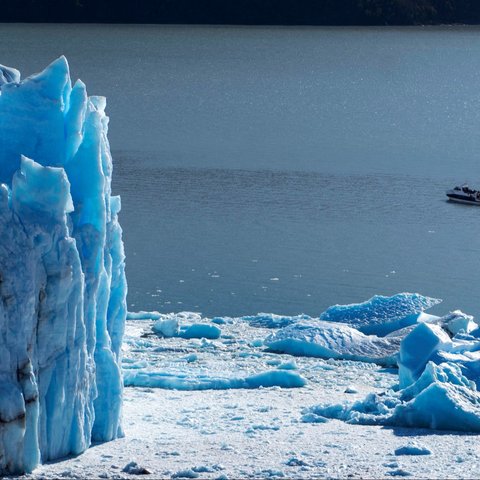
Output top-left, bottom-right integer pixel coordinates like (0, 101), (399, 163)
(446, 184), (480, 205)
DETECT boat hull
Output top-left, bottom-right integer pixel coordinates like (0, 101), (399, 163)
(446, 193), (480, 205)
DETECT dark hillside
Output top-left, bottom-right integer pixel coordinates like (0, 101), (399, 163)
(1, 0), (480, 25)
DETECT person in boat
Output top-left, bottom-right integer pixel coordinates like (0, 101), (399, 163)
(462, 186), (476, 195)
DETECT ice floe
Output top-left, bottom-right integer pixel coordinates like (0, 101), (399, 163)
(240, 313), (312, 329)
(303, 316), (480, 432)
(126, 294), (480, 434)
(264, 321), (401, 366)
(124, 369), (306, 390)
(180, 323), (222, 340)
(151, 312), (222, 339)
(319, 293), (442, 336)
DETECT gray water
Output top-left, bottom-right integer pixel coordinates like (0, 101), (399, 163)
(1, 24), (479, 317)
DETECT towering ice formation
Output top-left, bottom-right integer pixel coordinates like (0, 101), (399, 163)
(0, 58), (126, 474)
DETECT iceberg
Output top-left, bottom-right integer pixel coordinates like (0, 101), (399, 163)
(303, 361), (480, 432)
(264, 321), (401, 366)
(151, 312), (221, 340)
(398, 311), (480, 388)
(444, 310), (478, 336)
(398, 322), (452, 388)
(0, 58), (126, 473)
(179, 323), (221, 340)
(303, 316), (480, 433)
(319, 293), (442, 336)
(153, 316), (180, 337)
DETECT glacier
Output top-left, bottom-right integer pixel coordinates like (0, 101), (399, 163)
(0, 58), (126, 473)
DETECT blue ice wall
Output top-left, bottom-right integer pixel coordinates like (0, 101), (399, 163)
(0, 57), (127, 474)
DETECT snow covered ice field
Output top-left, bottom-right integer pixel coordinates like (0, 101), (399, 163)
(27, 303), (480, 479)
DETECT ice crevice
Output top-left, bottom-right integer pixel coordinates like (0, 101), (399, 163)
(0, 57), (127, 474)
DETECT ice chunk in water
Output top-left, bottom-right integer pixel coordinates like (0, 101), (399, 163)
(398, 323), (451, 388)
(264, 321), (401, 366)
(319, 293), (442, 336)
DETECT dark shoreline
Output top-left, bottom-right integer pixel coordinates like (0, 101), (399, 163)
(0, 21), (478, 27)
(2, 1), (480, 27)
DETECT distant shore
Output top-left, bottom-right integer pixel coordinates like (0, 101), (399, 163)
(2, 0), (480, 26)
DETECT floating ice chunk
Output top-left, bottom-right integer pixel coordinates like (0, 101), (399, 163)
(212, 317), (228, 325)
(432, 349), (480, 386)
(319, 293), (442, 336)
(394, 443), (431, 456)
(445, 310), (478, 336)
(398, 323), (451, 388)
(278, 360), (297, 370)
(124, 369), (306, 390)
(153, 317), (180, 338)
(383, 312), (442, 338)
(241, 313), (311, 329)
(245, 370), (306, 388)
(180, 324), (221, 340)
(264, 321), (401, 366)
(151, 312), (221, 339)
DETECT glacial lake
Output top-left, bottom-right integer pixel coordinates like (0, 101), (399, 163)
(1, 24), (480, 317)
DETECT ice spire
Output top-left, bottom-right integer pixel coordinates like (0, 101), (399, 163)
(0, 57), (127, 474)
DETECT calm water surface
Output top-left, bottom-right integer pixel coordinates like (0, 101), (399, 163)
(0, 24), (479, 316)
